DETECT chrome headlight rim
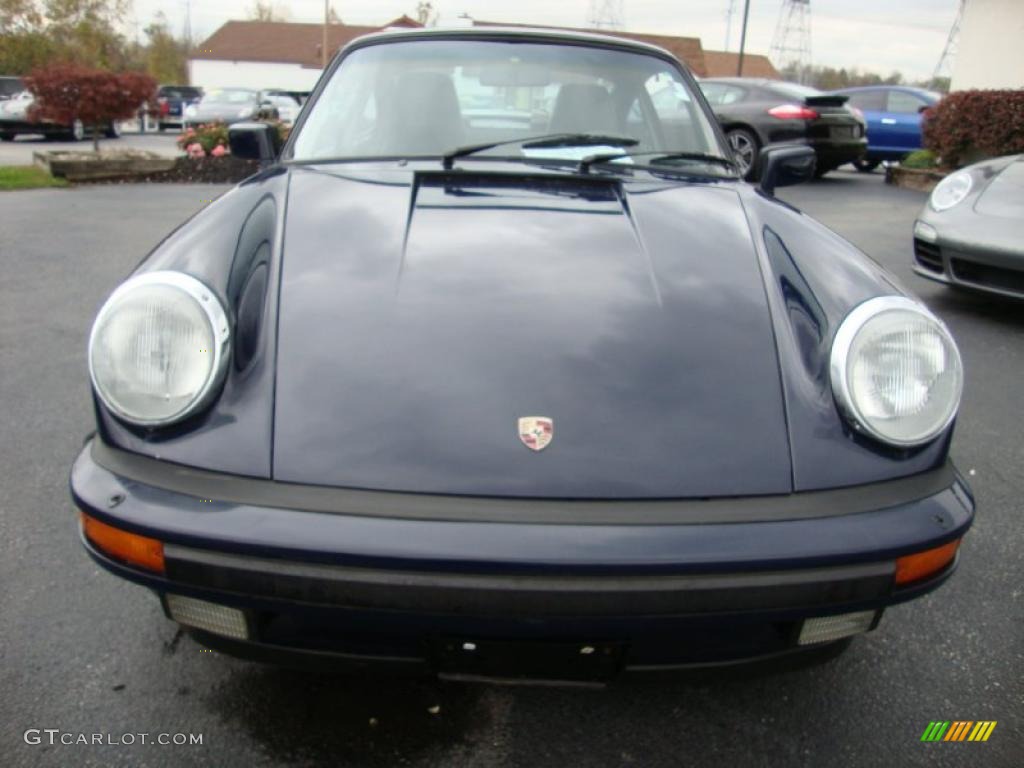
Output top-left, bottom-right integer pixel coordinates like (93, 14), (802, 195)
(829, 295), (963, 448)
(929, 170), (973, 212)
(88, 271), (231, 427)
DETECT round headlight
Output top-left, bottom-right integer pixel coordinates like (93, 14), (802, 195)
(929, 171), (972, 212)
(830, 296), (962, 447)
(88, 272), (230, 426)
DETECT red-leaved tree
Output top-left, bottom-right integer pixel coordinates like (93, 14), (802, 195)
(923, 89), (1024, 168)
(24, 64), (157, 151)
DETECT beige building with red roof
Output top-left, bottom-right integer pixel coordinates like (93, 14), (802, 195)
(188, 17), (777, 92)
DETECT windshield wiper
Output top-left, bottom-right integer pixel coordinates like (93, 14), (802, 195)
(578, 151), (738, 175)
(441, 133), (639, 169)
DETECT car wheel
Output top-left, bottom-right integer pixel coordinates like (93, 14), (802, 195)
(726, 128), (759, 180)
(69, 119), (85, 142)
(0, 132), (15, 142)
(105, 121), (121, 139)
(852, 158), (881, 173)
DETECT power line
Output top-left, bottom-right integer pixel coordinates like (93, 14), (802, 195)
(771, 0), (813, 84)
(933, 0), (963, 80)
(588, 0), (625, 31)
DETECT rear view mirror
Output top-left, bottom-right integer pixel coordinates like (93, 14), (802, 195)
(757, 144), (816, 196)
(229, 122), (276, 166)
(478, 63), (551, 88)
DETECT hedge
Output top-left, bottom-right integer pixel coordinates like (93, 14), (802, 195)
(923, 89), (1024, 168)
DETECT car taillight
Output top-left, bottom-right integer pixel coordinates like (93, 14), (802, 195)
(849, 106), (864, 121)
(768, 103), (819, 120)
(158, 97), (169, 116)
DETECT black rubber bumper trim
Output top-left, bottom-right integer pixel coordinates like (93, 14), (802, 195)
(163, 543), (896, 617)
(90, 438), (957, 526)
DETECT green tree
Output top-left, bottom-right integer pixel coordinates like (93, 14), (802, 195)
(0, 0), (131, 72)
(144, 12), (187, 84)
(249, 1), (289, 21)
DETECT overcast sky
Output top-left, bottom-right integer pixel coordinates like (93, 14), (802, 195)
(128, 1), (960, 82)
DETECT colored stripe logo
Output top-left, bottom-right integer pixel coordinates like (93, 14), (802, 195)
(921, 721), (997, 742)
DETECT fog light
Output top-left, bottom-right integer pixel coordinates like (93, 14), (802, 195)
(913, 220), (938, 243)
(165, 594), (249, 640)
(798, 610), (877, 645)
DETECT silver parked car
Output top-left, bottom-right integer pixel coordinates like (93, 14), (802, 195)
(0, 76), (121, 141)
(912, 154), (1024, 298)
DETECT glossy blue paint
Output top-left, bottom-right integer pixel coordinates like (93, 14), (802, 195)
(95, 167), (288, 478)
(272, 167), (791, 497)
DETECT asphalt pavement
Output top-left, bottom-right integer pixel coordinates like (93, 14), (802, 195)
(0, 170), (1020, 767)
(0, 130), (181, 166)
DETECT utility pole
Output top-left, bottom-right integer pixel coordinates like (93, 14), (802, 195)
(322, 0), (329, 68)
(736, 0), (751, 76)
(724, 0), (737, 51)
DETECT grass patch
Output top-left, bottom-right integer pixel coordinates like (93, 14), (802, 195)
(0, 165), (68, 190)
(900, 150), (938, 170)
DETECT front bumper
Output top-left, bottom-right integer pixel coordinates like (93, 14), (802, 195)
(71, 439), (974, 679)
(913, 232), (1024, 299)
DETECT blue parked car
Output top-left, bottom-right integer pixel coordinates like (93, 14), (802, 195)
(830, 86), (942, 172)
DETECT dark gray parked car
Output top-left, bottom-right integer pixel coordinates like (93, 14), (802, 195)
(700, 77), (866, 179)
(183, 88), (277, 129)
(912, 154), (1024, 298)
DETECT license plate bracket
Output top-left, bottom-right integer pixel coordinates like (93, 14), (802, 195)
(432, 637), (625, 683)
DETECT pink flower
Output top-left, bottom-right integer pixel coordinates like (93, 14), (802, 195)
(210, 144), (227, 157)
(186, 143), (205, 158)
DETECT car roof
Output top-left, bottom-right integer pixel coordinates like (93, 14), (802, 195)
(830, 84), (930, 94)
(698, 77), (775, 86)
(342, 25), (682, 64)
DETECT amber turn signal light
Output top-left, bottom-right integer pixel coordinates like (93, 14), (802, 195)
(894, 539), (960, 586)
(80, 511), (165, 574)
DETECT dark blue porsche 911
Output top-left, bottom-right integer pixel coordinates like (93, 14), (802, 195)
(71, 27), (972, 682)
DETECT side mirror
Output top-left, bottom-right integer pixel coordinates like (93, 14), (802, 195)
(757, 144), (816, 196)
(229, 122), (276, 165)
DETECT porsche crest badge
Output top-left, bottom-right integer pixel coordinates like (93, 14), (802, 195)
(518, 416), (554, 452)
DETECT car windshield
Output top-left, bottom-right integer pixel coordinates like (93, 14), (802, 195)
(290, 39), (725, 169)
(203, 89), (255, 104)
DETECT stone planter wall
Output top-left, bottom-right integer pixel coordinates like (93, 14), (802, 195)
(31, 152), (259, 184)
(34, 150), (176, 182)
(886, 165), (947, 193)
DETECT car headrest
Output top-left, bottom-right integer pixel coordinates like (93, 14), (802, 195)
(383, 71), (464, 155)
(549, 84), (619, 134)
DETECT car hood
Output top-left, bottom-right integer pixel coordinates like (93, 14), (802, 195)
(192, 103), (252, 120)
(272, 166), (792, 498)
(974, 155), (1024, 218)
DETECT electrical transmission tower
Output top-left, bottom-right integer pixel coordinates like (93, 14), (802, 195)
(588, 0), (625, 31)
(724, 0), (738, 51)
(771, 0), (812, 84)
(933, 0), (964, 81)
